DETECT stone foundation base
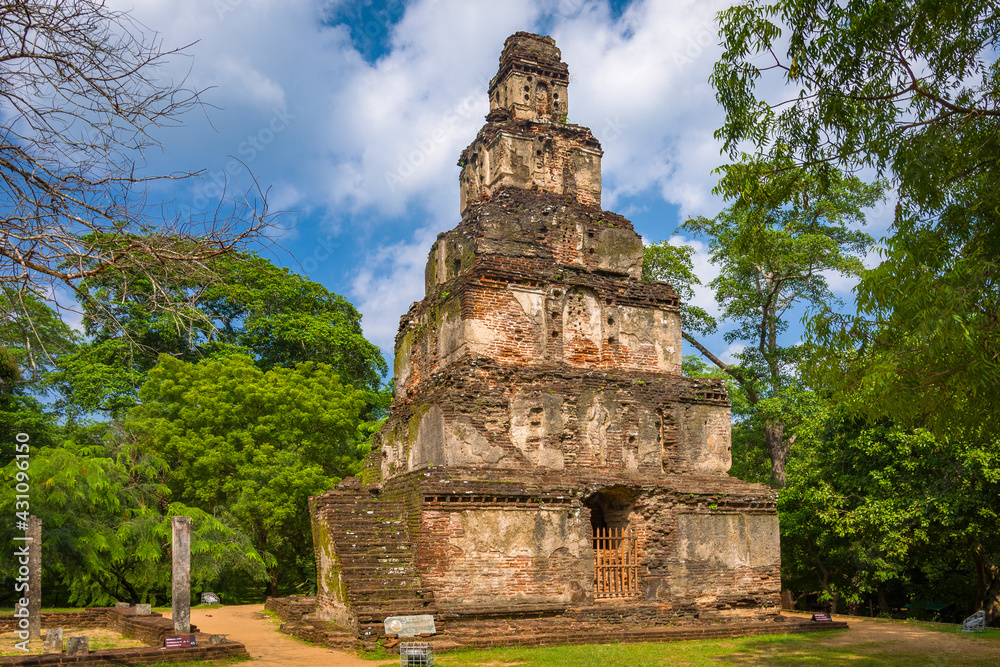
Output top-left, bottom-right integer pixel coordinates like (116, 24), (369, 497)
(267, 595), (847, 653)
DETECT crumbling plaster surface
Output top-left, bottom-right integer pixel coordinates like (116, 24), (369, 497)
(676, 513), (780, 568)
(677, 403), (733, 474)
(668, 513), (781, 603)
(375, 358), (732, 480)
(423, 506), (592, 607)
(459, 126), (602, 215)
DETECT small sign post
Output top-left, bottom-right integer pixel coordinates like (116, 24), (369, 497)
(811, 612), (832, 622)
(384, 614), (436, 637)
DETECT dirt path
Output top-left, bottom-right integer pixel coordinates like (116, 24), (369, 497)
(186, 605), (396, 667)
(784, 611), (1000, 661)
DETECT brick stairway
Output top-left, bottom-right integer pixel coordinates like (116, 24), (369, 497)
(318, 492), (437, 646)
(266, 596), (360, 651)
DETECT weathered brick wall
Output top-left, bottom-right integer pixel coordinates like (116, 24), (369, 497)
(400, 188), (677, 406)
(0, 641), (245, 666)
(626, 485), (781, 613)
(375, 359), (730, 480)
(417, 499), (591, 610)
(308, 493), (355, 627)
(459, 123), (602, 213)
(368, 468), (779, 617)
(487, 32), (570, 123)
(0, 609), (111, 633)
(0, 608), (246, 666)
(109, 609), (184, 645)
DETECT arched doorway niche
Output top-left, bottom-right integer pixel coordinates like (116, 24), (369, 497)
(585, 486), (640, 599)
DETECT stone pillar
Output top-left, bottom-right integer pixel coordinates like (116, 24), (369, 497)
(171, 516), (191, 634)
(27, 516), (41, 640)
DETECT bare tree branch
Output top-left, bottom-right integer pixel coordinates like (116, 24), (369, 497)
(0, 0), (276, 362)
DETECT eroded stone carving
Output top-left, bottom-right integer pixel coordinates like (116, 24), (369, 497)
(510, 392), (565, 469)
(411, 405), (446, 468)
(448, 418), (507, 466)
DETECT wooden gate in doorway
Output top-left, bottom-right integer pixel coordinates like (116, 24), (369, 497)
(592, 526), (638, 598)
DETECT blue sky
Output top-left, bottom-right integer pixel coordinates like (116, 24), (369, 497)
(110, 0), (891, 373)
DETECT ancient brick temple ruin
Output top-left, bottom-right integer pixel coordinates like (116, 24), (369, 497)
(307, 32), (795, 649)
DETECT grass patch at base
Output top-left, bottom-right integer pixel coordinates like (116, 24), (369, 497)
(426, 631), (993, 667)
(0, 628), (147, 656)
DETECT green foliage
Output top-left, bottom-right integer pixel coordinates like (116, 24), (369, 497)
(642, 244), (716, 335)
(649, 157), (879, 486)
(50, 252), (387, 418)
(683, 160), (879, 392)
(124, 353), (368, 594)
(0, 288), (78, 387)
(0, 291), (76, 461)
(780, 413), (1000, 618)
(714, 0), (1000, 441)
(0, 427), (269, 605)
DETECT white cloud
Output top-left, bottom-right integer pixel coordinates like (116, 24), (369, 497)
(351, 226), (439, 353)
(317, 0), (545, 219)
(212, 56), (288, 111)
(720, 342), (745, 365)
(554, 0), (734, 220)
(102, 0), (835, 365)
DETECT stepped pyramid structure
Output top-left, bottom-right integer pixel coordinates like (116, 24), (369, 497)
(309, 32), (782, 647)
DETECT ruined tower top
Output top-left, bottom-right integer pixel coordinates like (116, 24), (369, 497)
(459, 32), (601, 214)
(488, 32), (570, 122)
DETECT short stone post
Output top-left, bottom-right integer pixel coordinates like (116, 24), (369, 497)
(27, 516), (41, 640)
(42, 627), (62, 653)
(66, 636), (88, 655)
(171, 516), (191, 634)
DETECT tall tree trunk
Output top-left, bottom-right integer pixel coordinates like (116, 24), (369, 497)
(806, 541), (839, 613)
(266, 568), (279, 599)
(972, 541), (1000, 627)
(877, 586), (891, 614)
(765, 420), (792, 488)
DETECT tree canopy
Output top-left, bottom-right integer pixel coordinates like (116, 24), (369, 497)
(48, 253), (387, 418)
(713, 0), (1000, 440)
(779, 412), (1000, 620)
(0, 426), (269, 605)
(123, 353), (369, 596)
(645, 159), (880, 486)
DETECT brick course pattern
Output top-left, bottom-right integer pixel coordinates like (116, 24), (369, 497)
(308, 30), (785, 650)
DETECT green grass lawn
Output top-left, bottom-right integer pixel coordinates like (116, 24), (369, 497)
(425, 631), (996, 667)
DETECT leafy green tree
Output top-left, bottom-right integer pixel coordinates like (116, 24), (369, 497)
(646, 160), (880, 486)
(0, 427), (269, 605)
(1, 288), (78, 385)
(124, 353), (368, 596)
(0, 290), (77, 460)
(713, 0), (1000, 440)
(50, 253), (387, 419)
(779, 415), (1000, 623)
(643, 244), (717, 337)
